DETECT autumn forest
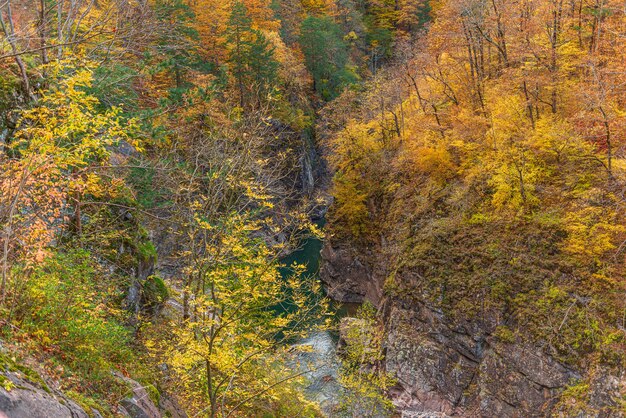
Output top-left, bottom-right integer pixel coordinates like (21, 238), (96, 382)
(1, 0), (625, 416)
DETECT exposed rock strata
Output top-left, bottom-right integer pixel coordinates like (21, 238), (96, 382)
(0, 372), (89, 418)
(384, 304), (579, 417)
(320, 238), (383, 304)
(0, 368), (183, 418)
(320, 238), (626, 417)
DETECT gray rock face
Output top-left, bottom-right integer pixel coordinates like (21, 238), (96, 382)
(577, 367), (626, 418)
(114, 373), (162, 418)
(319, 238), (626, 417)
(384, 302), (583, 417)
(0, 365), (185, 418)
(117, 379), (188, 418)
(158, 395), (188, 418)
(0, 372), (88, 418)
(477, 342), (573, 417)
(320, 239), (382, 304)
(116, 374), (187, 418)
(290, 331), (344, 416)
(385, 305), (477, 416)
(382, 302), (626, 418)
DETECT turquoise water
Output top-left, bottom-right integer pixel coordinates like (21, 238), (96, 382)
(279, 231), (324, 280)
(278, 222), (360, 322)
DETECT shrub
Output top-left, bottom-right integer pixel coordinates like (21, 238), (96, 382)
(17, 250), (133, 381)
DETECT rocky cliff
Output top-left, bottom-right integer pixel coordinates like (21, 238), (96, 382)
(320, 238), (383, 304)
(0, 354), (185, 418)
(320, 237), (626, 417)
(0, 375), (90, 418)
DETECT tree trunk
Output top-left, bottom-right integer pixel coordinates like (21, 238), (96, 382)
(0, 1), (32, 98)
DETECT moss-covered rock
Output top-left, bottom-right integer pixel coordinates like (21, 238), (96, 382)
(142, 275), (169, 310)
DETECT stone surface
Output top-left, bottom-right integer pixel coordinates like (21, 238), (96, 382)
(159, 394), (188, 418)
(382, 302), (589, 417)
(477, 342), (574, 417)
(382, 299), (626, 418)
(0, 372), (88, 418)
(319, 235), (626, 417)
(290, 331), (344, 416)
(320, 239), (382, 304)
(385, 305), (475, 416)
(580, 367), (626, 418)
(0, 366), (187, 418)
(114, 373), (161, 418)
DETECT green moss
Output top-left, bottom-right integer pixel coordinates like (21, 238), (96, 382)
(562, 381), (590, 400)
(382, 268), (400, 296)
(0, 374), (15, 391)
(467, 212), (491, 225)
(126, 162), (171, 209)
(0, 352), (49, 392)
(66, 390), (114, 417)
(143, 275), (169, 307)
(137, 240), (157, 261)
(493, 326), (515, 343)
(140, 382), (161, 405)
(557, 380), (591, 415)
(19, 250), (134, 385)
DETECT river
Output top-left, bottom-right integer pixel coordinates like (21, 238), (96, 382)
(279, 222), (350, 416)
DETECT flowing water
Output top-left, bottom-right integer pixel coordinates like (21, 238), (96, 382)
(280, 223), (348, 415)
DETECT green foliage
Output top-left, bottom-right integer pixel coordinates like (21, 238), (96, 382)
(328, 120), (395, 239)
(0, 0), (438, 416)
(556, 380), (591, 416)
(153, 0), (200, 89)
(364, 21), (394, 63)
(65, 389), (115, 417)
(154, 211), (328, 416)
(13, 62), (138, 166)
(136, 240), (158, 261)
(127, 165), (161, 209)
(493, 326), (516, 343)
(0, 72), (20, 133)
(0, 352), (49, 391)
(227, 2), (279, 107)
(299, 16), (359, 100)
(143, 275), (169, 309)
(88, 64), (140, 111)
(0, 374), (15, 391)
(15, 250), (133, 381)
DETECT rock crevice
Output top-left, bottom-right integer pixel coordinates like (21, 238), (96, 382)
(320, 237), (625, 417)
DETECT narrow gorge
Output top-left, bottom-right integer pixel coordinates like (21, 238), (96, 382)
(1, 0), (626, 417)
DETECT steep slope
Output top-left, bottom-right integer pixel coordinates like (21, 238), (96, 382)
(321, 0), (626, 416)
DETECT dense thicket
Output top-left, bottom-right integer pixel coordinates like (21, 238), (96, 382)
(0, 0), (428, 416)
(326, 0), (626, 401)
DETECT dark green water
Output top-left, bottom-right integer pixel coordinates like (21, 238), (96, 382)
(279, 232), (324, 280)
(281, 224), (361, 415)
(278, 221), (360, 321)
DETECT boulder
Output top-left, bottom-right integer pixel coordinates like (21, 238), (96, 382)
(114, 373), (161, 418)
(0, 372), (88, 418)
(320, 239), (382, 303)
